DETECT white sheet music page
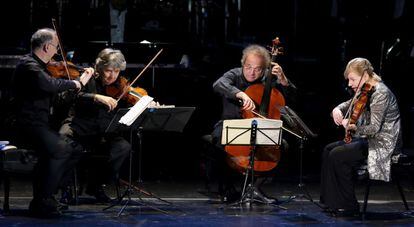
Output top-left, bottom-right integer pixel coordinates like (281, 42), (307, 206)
(119, 95), (154, 126)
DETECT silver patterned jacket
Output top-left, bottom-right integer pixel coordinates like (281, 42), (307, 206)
(337, 82), (402, 182)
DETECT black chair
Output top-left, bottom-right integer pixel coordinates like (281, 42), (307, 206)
(360, 152), (413, 219)
(0, 147), (37, 213)
(1, 146), (81, 213)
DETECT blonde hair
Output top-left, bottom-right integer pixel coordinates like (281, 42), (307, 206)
(95, 48), (126, 74)
(344, 57), (381, 82)
(240, 44), (271, 69)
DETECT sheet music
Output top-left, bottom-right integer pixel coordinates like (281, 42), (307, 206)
(222, 118), (283, 145)
(119, 95), (154, 126)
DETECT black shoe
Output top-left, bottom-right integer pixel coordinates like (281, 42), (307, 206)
(29, 197), (62, 218)
(60, 186), (74, 205)
(86, 185), (111, 204)
(57, 201), (69, 211)
(330, 208), (360, 217)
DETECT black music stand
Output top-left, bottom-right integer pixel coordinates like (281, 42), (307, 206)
(103, 106), (195, 216)
(280, 106), (320, 208)
(221, 118), (285, 208)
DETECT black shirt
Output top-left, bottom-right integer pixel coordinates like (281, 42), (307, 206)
(68, 76), (128, 137)
(213, 67), (296, 120)
(12, 54), (77, 127)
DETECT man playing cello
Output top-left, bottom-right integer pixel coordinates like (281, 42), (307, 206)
(211, 44), (296, 203)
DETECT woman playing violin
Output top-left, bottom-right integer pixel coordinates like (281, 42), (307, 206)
(59, 48), (140, 203)
(210, 44), (296, 203)
(320, 57), (402, 217)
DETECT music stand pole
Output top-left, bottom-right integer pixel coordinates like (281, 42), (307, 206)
(129, 127), (172, 205)
(223, 119), (286, 209)
(239, 120), (257, 207)
(137, 127), (143, 183)
(103, 125), (170, 216)
(103, 128), (137, 216)
(282, 127), (321, 208)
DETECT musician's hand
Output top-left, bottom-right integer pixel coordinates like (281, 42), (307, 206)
(94, 94), (118, 111)
(341, 119), (349, 128)
(236, 91), (255, 111)
(271, 63), (288, 86)
(79, 67), (95, 86)
(149, 101), (160, 107)
(73, 80), (82, 90)
(332, 107), (344, 126)
(346, 123), (357, 132)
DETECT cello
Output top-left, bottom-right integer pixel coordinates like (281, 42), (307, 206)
(225, 37), (286, 174)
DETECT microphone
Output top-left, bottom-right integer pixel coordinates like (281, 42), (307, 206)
(386, 38), (400, 58)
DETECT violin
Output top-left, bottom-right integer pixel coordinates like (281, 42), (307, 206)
(344, 83), (373, 143)
(105, 76), (148, 105)
(104, 49), (163, 106)
(47, 60), (85, 79)
(225, 37), (285, 174)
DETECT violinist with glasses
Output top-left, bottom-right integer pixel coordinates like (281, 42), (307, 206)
(11, 28), (94, 217)
(320, 58), (402, 217)
(211, 44), (296, 203)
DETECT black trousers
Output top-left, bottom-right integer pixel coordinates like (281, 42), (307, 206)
(320, 138), (368, 210)
(19, 125), (83, 200)
(60, 123), (131, 190)
(86, 136), (131, 188)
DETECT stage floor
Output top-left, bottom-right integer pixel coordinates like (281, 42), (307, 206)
(2, 178), (414, 226)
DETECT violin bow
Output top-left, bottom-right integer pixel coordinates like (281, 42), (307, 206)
(116, 49), (163, 102)
(51, 18), (72, 80)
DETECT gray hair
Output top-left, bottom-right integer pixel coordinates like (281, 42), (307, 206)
(95, 48), (127, 74)
(240, 44), (271, 69)
(31, 28), (56, 51)
(344, 57), (381, 81)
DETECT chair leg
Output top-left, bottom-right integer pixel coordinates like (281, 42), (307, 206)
(362, 179), (371, 217)
(394, 173), (410, 210)
(73, 168), (79, 205)
(3, 174), (10, 213)
(115, 180), (121, 200)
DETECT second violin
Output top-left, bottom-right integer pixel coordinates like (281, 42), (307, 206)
(105, 76), (148, 105)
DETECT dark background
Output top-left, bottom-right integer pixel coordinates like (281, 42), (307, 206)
(1, 0), (414, 184)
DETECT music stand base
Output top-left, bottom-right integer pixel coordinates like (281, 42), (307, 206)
(292, 183), (323, 209)
(225, 184), (287, 210)
(104, 187), (170, 216)
(119, 179), (172, 205)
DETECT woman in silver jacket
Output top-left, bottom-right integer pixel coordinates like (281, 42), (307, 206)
(320, 57), (402, 216)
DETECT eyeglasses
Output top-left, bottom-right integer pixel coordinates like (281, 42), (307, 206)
(243, 65), (263, 74)
(48, 42), (60, 51)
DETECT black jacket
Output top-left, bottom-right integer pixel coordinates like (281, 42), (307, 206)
(12, 54), (77, 127)
(67, 76), (129, 137)
(212, 67), (297, 120)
